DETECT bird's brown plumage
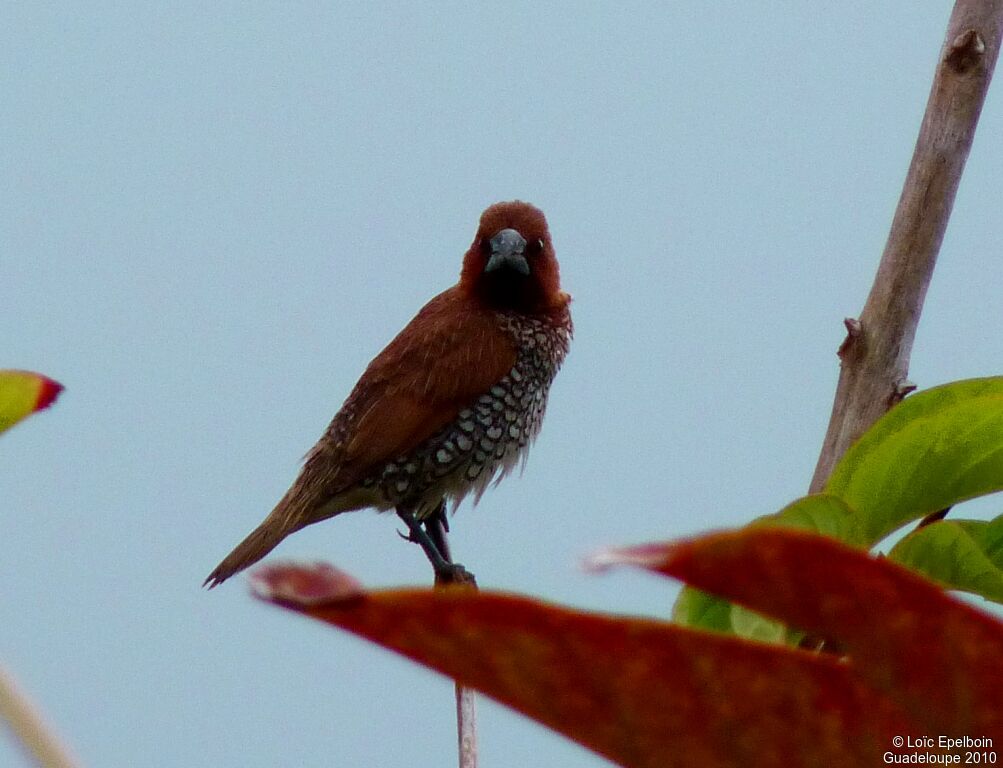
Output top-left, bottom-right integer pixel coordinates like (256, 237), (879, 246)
(205, 201), (571, 587)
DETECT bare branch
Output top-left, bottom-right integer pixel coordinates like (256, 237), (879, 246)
(0, 666), (79, 768)
(455, 684), (478, 768)
(420, 507), (478, 768)
(810, 0), (1003, 492)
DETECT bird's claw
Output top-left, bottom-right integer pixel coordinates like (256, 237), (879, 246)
(396, 527), (419, 543)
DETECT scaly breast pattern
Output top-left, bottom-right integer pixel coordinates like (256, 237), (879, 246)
(362, 310), (571, 518)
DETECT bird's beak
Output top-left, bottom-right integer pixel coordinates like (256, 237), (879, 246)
(485, 228), (530, 276)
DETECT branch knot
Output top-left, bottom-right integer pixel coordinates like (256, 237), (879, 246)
(891, 378), (917, 406)
(945, 29), (986, 73)
(837, 317), (863, 360)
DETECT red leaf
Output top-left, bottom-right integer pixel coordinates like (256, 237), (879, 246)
(590, 528), (1003, 740)
(34, 375), (64, 411)
(252, 563), (907, 768)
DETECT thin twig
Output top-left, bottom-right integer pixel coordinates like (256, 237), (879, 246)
(454, 683), (478, 768)
(0, 665), (79, 768)
(421, 508), (478, 768)
(809, 0), (1003, 492)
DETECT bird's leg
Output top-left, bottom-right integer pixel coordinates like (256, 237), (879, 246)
(423, 501), (452, 563)
(396, 505), (475, 586)
(395, 507), (448, 567)
(425, 511), (475, 586)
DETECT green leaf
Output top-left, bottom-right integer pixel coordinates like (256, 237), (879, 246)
(673, 496), (864, 636)
(888, 516), (1003, 604)
(0, 370), (63, 435)
(751, 494), (865, 545)
(734, 495), (863, 643)
(671, 586), (733, 633)
(729, 605), (787, 644)
(826, 377), (1003, 544)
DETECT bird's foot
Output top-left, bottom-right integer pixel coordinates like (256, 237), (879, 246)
(434, 561), (476, 587)
(395, 508), (451, 569)
(395, 506), (475, 587)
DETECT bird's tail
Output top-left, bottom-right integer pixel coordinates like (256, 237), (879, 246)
(204, 482), (323, 588)
(203, 516), (291, 589)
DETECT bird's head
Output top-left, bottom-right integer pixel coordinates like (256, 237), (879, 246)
(460, 201), (565, 313)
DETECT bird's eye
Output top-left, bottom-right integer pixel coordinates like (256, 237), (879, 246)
(533, 238), (545, 253)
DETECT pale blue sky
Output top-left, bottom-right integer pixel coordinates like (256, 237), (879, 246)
(4, 3), (1002, 767)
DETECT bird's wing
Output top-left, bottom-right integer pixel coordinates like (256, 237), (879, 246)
(314, 287), (517, 495)
(204, 289), (515, 587)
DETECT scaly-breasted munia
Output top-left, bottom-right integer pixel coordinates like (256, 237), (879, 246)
(205, 201), (572, 587)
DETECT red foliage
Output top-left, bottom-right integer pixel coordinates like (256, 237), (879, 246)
(596, 528), (1003, 739)
(248, 526), (1003, 766)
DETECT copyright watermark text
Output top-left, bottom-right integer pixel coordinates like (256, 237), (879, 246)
(884, 735), (996, 764)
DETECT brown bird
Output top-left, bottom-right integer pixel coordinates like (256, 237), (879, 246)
(205, 201), (572, 587)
